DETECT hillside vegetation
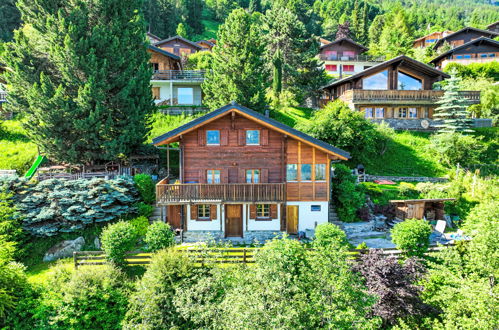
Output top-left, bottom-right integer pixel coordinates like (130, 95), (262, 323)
(0, 120), (37, 174)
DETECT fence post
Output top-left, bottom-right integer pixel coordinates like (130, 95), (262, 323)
(73, 251), (78, 269)
(243, 248), (247, 264)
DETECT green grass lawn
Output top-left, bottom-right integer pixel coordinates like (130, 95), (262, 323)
(270, 107), (313, 127)
(191, 9), (221, 41)
(0, 120), (38, 175)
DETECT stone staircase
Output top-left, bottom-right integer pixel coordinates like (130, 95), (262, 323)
(328, 203), (339, 223)
(149, 205), (163, 223)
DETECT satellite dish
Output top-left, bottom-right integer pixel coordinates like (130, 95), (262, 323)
(421, 119), (430, 129)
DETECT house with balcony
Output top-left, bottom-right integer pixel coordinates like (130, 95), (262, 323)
(432, 27), (499, 52)
(152, 102), (350, 242)
(153, 35), (204, 57)
(148, 45), (206, 113)
(320, 55), (480, 130)
(430, 37), (499, 70)
(413, 31), (453, 49)
(318, 38), (385, 77)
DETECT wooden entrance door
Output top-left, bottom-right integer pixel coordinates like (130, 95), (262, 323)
(167, 205), (182, 230)
(286, 205), (299, 234)
(225, 204), (243, 237)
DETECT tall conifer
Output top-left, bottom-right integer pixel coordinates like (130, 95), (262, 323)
(4, 0), (154, 164)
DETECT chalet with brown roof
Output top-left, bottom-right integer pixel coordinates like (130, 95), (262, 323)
(318, 38), (384, 77)
(153, 102), (349, 242)
(154, 35), (203, 56)
(430, 37), (499, 70)
(146, 32), (162, 44)
(413, 31), (453, 48)
(196, 39), (215, 51)
(432, 27), (499, 51)
(320, 55), (480, 130)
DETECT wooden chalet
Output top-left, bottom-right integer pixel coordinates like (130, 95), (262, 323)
(146, 32), (162, 44)
(320, 55), (481, 130)
(432, 27), (499, 51)
(153, 102), (350, 242)
(390, 198), (456, 221)
(196, 39), (215, 51)
(153, 35), (203, 56)
(413, 30), (453, 49)
(318, 37), (384, 77)
(430, 37), (499, 70)
(487, 21), (499, 34)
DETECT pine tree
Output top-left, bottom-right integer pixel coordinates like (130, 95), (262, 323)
(202, 9), (267, 110)
(434, 72), (474, 133)
(176, 23), (188, 38)
(0, 0), (21, 41)
(378, 10), (413, 59)
(351, 0), (361, 41)
(248, 0), (261, 13)
(272, 49), (283, 95)
(4, 0), (154, 164)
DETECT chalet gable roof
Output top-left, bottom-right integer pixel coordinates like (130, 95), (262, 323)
(320, 37), (369, 52)
(147, 45), (181, 61)
(429, 37), (499, 64)
(154, 35), (203, 50)
(196, 40), (215, 47)
(432, 27), (499, 50)
(322, 55), (449, 90)
(487, 21), (499, 29)
(413, 30), (453, 43)
(152, 102), (350, 160)
(147, 32), (162, 41)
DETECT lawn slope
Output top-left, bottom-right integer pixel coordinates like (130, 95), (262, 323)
(0, 120), (37, 175)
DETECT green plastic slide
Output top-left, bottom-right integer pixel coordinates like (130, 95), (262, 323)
(25, 155), (46, 180)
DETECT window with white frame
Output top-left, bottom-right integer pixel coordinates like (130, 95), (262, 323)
(375, 107), (385, 118)
(207, 170), (221, 183)
(246, 169), (260, 183)
(364, 107), (373, 118)
(397, 107), (408, 118)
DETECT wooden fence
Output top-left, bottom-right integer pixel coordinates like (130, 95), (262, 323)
(73, 244), (454, 268)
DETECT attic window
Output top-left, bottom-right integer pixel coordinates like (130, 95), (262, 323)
(397, 71), (422, 90)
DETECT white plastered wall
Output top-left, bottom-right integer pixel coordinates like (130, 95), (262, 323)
(186, 204), (222, 231)
(286, 201), (329, 232)
(245, 203), (281, 231)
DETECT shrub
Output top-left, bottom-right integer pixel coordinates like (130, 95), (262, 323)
(296, 100), (384, 164)
(0, 176), (138, 236)
(133, 174), (156, 204)
(135, 201), (154, 218)
(40, 265), (131, 329)
(123, 249), (196, 329)
(144, 222), (175, 252)
(130, 216), (149, 238)
(313, 223), (348, 249)
(0, 190), (24, 257)
(427, 132), (487, 167)
(398, 182), (417, 198)
(391, 219), (432, 258)
(101, 221), (137, 267)
(331, 164), (365, 222)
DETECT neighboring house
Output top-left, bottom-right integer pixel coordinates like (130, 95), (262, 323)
(487, 21), (499, 34)
(146, 32), (162, 44)
(153, 102), (350, 242)
(196, 39), (215, 51)
(319, 37), (332, 47)
(318, 38), (385, 77)
(0, 64), (7, 113)
(432, 27), (499, 52)
(413, 30), (453, 48)
(320, 55), (480, 130)
(430, 37), (499, 69)
(148, 45), (205, 111)
(154, 35), (203, 57)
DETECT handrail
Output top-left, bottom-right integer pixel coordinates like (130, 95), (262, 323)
(156, 183), (286, 203)
(340, 90), (480, 102)
(152, 70), (206, 80)
(319, 54), (385, 62)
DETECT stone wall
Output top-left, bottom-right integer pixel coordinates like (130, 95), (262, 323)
(364, 175), (448, 183)
(181, 230), (282, 244)
(370, 118), (440, 131)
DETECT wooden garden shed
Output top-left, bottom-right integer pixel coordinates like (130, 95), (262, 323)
(389, 198), (456, 221)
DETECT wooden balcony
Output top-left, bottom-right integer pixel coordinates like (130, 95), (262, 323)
(152, 70), (206, 81)
(156, 183), (286, 204)
(336, 89), (481, 105)
(319, 54), (385, 62)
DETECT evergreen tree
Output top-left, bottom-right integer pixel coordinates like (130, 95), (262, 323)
(368, 14), (385, 56)
(336, 21), (351, 40)
(0, 0), (21, 41)
(262, 8), (325, 102)
(176, 23), (188, 38)
(378, 10), (413, 59)
(248, 0), (261, 13)
(202, 9), (267, 110)
(4, 0), (154, 164)
(351, 0), (361, 41)
(272, 49), (283, 95)
(434, 72), (474, 133)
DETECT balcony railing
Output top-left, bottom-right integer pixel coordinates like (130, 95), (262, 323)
(319, 54), (385, 62)
(0, 91), (6, 102)
(156, 183), (286, 204)
(337, 89), (480, 104)
(152, 70), (206, 81)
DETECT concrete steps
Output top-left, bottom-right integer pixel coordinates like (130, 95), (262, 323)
(149, 205), (163, 223)
(328, 204), (339, 222)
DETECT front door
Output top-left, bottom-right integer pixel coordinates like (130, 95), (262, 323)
(225, 204), (243, 237)
(286, 205), (299, 234)
(167, 205), (183, 230)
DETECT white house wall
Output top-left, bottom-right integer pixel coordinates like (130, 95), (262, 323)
(286, 201), (329, 232)
(246, 204), (281, 231)
(186, 204), (222, 231)
(150, 81), (203, 105)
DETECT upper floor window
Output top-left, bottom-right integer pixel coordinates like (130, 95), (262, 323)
(206, 130), (220, 145)
(286, 164), (297, 181)
(363, 70), (388, 90)
(315, 164), (326, 181)
(151, 63), (159, 71)
(198, 204), (211, 219)
(246, 130), (260, 145)
(178, 87), (194, 104)
(301, 164), (312, 181)
(397, 71), (422, 90)
(207, 170), (221, 183)
(246, 169), (260, 183)
(343, 65), (354, 72)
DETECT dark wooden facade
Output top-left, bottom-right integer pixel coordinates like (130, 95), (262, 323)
(147, 47), (181, 72)
(413, 31), (453, 49)
(154, 36), (203, 56)
(432, 27), (499, 51)
(430, 37), (499, 69)
(319, 38), (368, 60)
(391, 198), (455, 221)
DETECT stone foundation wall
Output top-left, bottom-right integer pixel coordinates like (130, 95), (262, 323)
(364, 175), (448, 183)
(181, 230), (282, 244)
(370, 118), (440, 131)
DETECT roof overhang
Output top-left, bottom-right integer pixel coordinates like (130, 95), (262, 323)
(154, 35), (203, 50)
(320, 37), (369, 52)
(432, 27), (499, 50)
(430, 37), (499, 64)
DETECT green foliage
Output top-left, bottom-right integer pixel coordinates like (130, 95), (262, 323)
(331, 164), (365, 222)
(144, 222), (175, 252)
(0, 0), (20, 41)
(135, 202), (154, 218)
(361, 182), (421, 205)
(0, 190), (23, 250)
(296, 100), (384, 165)
(5, 0), (154, 164)
(391, 219), (432, 258)
(427, 132), (487, 167)
(185, 51), (213, 70)
(38, 264), (131, 329)
(0, 120), (38, 174)
(134, 174), (156, 204)
(313, 223), (348, 249)
(101, 221), (138, 267)
(148, 111), (204, 143)
(176, 22), (188, 38)
(202, 9), (267, 110)
(123, 248), (196, 328)
(130, 216), (150, 238)
(434, 72), (474, 133)
(376, 10), (413, 59)
(0, 177), (138, 237)
(444, 61), (499, 81)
